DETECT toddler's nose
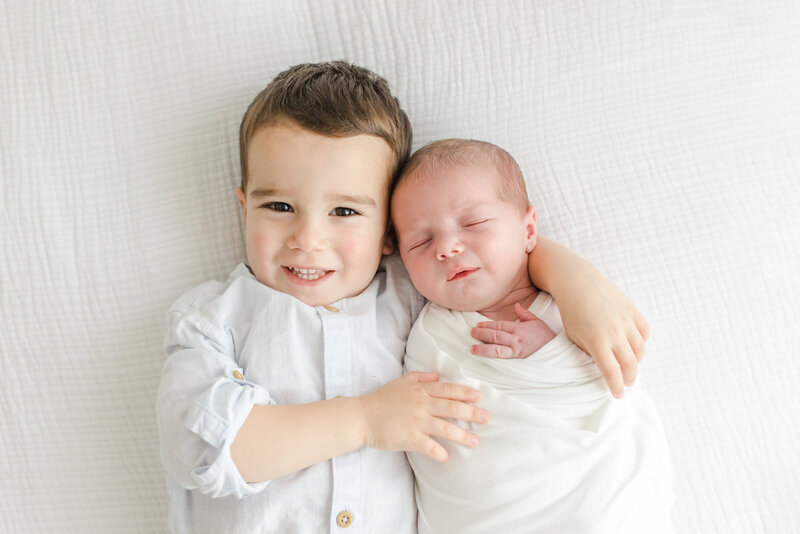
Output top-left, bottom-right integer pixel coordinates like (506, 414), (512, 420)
(288, 217), (327, 252)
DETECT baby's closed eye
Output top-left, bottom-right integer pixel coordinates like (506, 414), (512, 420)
(462, 218), (489, 228)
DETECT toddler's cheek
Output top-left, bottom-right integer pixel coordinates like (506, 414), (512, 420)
(342, 231), (385, 259)
(250, 225), (279, 248)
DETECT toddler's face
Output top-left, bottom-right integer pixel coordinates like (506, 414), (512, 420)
(392, 164), (536, 314)
(236, 121), (393, 307)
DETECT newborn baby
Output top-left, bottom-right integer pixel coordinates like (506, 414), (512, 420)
(391, 139), (674, 534)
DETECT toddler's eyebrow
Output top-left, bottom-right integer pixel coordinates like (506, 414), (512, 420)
(248, 188), (377, 208)
(329, 194), (377, 208)
(249, 188), (283, 199)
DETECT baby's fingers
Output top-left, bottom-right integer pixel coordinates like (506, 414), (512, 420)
(471, 325), (515, 347)
(470, 342), (514, 358)
(513, 302), (538, 321)
(474, 320), (517, 333)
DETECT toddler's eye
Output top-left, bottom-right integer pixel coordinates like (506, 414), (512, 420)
(464, 219), (488, 228)
(331, 207), (359, 217)
(262, 202), (293, 213)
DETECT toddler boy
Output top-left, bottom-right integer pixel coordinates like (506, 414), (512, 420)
(392, 139), (674, 534)
(156, 63), (651, 533)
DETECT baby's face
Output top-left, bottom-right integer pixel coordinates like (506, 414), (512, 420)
(236, 121), (393, 307)
(391, 163), (537, 314)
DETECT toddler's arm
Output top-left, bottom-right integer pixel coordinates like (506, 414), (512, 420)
(158, 303), (486, 496)
(527, 237), (650, 398)
(158, 280), (486, 494)
(231, 371), (487, 482)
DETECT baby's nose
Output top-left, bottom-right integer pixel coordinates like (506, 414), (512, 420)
(436, 236), (464, 260)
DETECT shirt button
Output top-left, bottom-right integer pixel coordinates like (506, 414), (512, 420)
(336, 510), (353, 528)
(232, 370), (244, 380)
(324, 305), (339, 312)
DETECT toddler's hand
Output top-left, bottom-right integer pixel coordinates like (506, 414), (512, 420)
(359, 371), (488, 462)
(470, 303), (556, 359)
(557, 274), (649, 398)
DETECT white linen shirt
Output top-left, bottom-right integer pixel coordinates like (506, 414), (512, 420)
(156, 254), (425, 534)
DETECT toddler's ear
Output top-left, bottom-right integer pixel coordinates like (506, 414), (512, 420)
(525, 205), (538, 253)
(235, 187), (247, 217)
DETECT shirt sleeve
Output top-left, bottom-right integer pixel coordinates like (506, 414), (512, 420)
(156, 290), (272, 499)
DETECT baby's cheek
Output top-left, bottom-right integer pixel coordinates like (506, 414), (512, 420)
(407, 260), (437, 297)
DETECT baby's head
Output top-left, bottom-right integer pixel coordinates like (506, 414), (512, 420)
(235, 62), (412, 306)
(391, 139), (538, 315)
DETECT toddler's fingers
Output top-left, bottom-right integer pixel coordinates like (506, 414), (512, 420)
(635, 312), (651, 342)
(470, 343), (514, 358)
(424, 381), (483, 403)
(594, 348), (626, 399)
(614, 342), (638, 386)
(413, 436), (451, 463)
(428, 397), (489, 425)
(425, 417), (480, 451)
(628, 324), (647, 362)
(404, 371), (439, 383)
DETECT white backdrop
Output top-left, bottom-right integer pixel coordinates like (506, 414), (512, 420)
(2, 1), (798, 532)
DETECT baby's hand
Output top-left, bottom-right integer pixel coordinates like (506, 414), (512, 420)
(359, 371), (488, 462)
(471, 303), (556, 359)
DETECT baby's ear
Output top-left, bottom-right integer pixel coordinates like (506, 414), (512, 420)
(524, 205), (538, 253)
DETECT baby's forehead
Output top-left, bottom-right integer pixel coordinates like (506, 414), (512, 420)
(392, 168), (505, 220)
(394, 160), (502, 198)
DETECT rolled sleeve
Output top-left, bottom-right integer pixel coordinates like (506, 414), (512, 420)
(157, 306), (272, 499)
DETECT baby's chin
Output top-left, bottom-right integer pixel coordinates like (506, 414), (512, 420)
(426, 295), (510, 319)
(426, 296), (481, 313)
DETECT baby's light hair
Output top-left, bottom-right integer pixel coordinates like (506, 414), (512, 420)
(395, 139), (531, 214)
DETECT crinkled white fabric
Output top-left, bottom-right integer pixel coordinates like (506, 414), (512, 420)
(4, 2), (799, 532)
(404, 295), (674, 534)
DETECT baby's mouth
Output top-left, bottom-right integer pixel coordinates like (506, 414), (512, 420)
(287, 267), (330, 281)
(447, 267), (479, 281)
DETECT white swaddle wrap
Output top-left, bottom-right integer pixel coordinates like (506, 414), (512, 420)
(404, 293), (674, 534)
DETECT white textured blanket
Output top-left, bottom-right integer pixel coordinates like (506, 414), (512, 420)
(405, 295), (674, 534)
(4, 2), (798, 531)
